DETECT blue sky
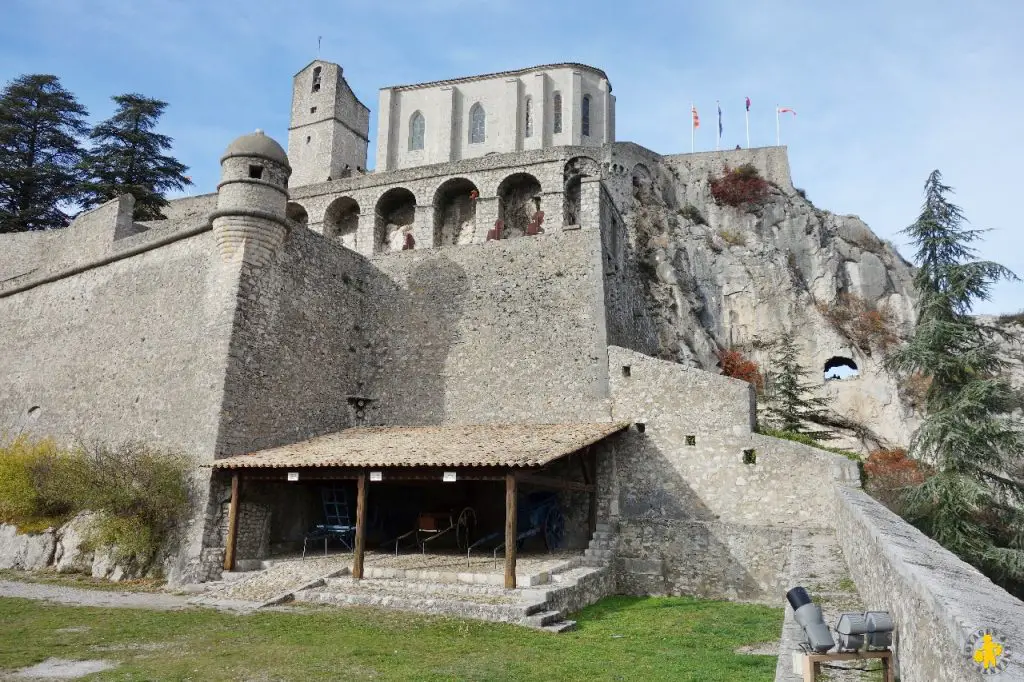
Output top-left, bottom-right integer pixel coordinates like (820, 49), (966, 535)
(2, 0), (1021, 313)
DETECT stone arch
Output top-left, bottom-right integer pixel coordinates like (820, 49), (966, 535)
(323, 196), (360, 250)
(433, 177), (478, 247)
(286, 202), (309, 229)
(497, 173), (542, 239)
(375, 187), (417, 253)
(824, 356), (860, 381)
(563, 156), (600, 226)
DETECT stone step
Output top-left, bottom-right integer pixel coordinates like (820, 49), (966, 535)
(594, 522), (614, 533)
(540, 619), (578, 634)
(296, 586), (545, 624)
(590, 531), (613, 541)
(523, 609), (565, 627)
(584, 548), (612, 560)
(322, 576), (525, 601)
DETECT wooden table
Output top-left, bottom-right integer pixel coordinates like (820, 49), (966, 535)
(802, 650), (894, 682)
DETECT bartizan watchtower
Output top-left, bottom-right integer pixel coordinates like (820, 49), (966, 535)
(211, 129), (291, 268)
(287, 61), (370, 188)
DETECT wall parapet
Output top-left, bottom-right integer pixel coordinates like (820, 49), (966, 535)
(835, 486), (1024, 681)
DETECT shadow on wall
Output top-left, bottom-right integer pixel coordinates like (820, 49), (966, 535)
(611, 430), (786, 601)
(371, 254), (471, 426)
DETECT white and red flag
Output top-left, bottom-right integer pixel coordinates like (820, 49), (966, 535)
(775, 106), (797, 145)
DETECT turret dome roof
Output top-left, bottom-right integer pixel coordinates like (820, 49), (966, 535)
(222, 129), (289, 166)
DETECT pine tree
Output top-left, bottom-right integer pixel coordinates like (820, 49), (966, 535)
(887, 170), (1024, 595)
(761, 332), (834, 440)
(0, 74), (88, 232)
(80, 94), (191, 220)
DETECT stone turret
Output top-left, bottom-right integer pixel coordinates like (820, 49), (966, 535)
(211, 130), (291, 268)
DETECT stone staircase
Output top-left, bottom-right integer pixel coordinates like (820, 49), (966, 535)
(292, 525), (620, 633)
(293, 562), (608, 633)
(582, 521), (617, 566)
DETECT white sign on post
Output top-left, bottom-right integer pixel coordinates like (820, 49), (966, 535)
(370, 471), (383, 482)
(287, 471), (299, 482)
(442, 471), (457, 483)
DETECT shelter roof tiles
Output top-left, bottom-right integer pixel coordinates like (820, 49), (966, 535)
(210, 422), (630, 470)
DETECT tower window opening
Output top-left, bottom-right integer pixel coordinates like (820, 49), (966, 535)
(306, 136), (311, 143)
(552, 91), (562, 133)
(469, 103), (485, 144)
(311, 66), (322, 93)
(409, 111), (425, 151)
(248, 165), (264, 179)
(524, 96), (533, 138)
(310, 106), (317, 114)
(582, 94), (591, 137)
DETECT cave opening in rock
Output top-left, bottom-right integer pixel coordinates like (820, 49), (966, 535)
(824, 356), (859, 381)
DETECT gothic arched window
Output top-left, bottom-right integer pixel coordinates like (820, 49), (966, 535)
(409, 111), (425, 151)
(469, 103), (485, 144)
(582, 95), (591, 137)
(552, 92), (562, 134)
(311, 66), (322, 93)
(524, 96), (533, 138)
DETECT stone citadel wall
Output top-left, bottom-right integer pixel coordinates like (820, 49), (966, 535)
(0, 196), (229, 457)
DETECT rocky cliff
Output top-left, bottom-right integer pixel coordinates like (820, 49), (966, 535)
(607, 146), (920, 449)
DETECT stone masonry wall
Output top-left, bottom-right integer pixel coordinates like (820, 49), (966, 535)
(215, 225), (394, 455)
(836, 486), (1024, 681)
(599, 185), (658, 356)
(366, 227), (611, 426)
(0, 228), (228, 457)
(219, 502), (271, 561)
(606, 345), (860, 601)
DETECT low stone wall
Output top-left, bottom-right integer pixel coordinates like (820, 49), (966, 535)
(219, 502), (271, 561)
(615, 520), (792, 602)
(544, 565), (615, 616)
(836, 487), (1024, 681)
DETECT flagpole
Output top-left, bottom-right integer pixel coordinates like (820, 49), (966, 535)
(745, 107), (750, 149)
(691, 102), (694, 153)
(715, 100), (720, 151)
(775, 105), (780, 146)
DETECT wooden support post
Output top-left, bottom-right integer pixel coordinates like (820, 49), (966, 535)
(505, 472), (517, 589)
(223, 472), (240, 571)
(353, 471), (368, 580)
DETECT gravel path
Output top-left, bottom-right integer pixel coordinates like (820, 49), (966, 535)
(0, 580), (256, 612)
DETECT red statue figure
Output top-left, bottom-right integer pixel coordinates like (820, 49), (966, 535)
(487, 219), (503, 241)
(526, 210), (546, 236)
(402, 232), (415, 250)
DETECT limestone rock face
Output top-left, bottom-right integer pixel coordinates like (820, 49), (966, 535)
(54, 511), (98, 573)
(614, 153), (920, 449)
(0, 524), (56, 570)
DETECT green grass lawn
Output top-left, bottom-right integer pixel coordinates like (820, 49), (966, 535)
(0, 595), (781, 681)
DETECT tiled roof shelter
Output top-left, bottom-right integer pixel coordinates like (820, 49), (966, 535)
(211, 422), (629, 470)
(211, 422), (630, 587)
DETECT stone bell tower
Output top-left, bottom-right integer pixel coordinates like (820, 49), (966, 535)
(287, 61), (370, 187)
(211, 130), (291, 268)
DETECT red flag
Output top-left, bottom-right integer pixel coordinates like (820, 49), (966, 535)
(691, 106), (700, 129)
(778, 107), (797, 116)
(745, 97), (751, 112)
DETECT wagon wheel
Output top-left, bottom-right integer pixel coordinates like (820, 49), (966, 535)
(456, 507), (477, 552)
(543, 505), (565, 551)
